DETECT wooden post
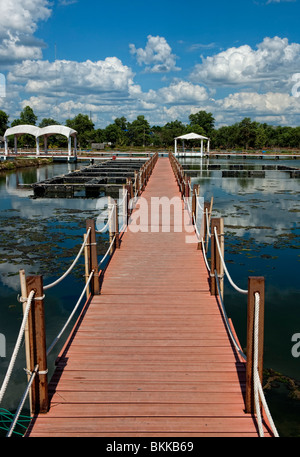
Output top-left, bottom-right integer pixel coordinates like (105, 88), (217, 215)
(126, 179), (131, 222)
(114, 200), (120, 249)
(19, 270), (32, 414)
(108, 197), (115, 255)
(184, 175), (189, 198)
(134, 171), (138, 197)
(122, 184), (127, 231)
(129, 178), (134, 200)
(202, 201), (211, 246)
(86, 219), (99, 295)
(245, 277), (265, 414)
(210, 218), (224, 297)
(206, 197), (214, 252)
(26, 275), (48, 414)
(83, 233), (90, 299)
(136, 171), (140, 196)
(192, 185), (199, 220)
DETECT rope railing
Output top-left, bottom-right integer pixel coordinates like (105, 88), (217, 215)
(253, 292), (279, 438)
(46, 270), (94, 356)
(213, 226), (248, 295)
(44, 227), (91, 290)
(0, 290), (35, 405)
(214, 270), (247, 361)
(5, 365), (39, 437)
(98, 236), (116, 268)
(168, 152), (279, 438)
(205, 208), (211, 239)
(0, 152), (159, 436)
(201, 238), (211, 272)
(95, 204), (115, 234)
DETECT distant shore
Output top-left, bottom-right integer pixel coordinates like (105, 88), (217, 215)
(0, 157), (53, 172)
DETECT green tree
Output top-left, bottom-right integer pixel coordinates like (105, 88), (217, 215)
(189, 111), (215, 137)
(66, 113), (94, 148)
(20, 106), (38, 125)
(127, 115), (151, 147)
(10, 106), (38, 148)
(0, 110), (9, 136)
(255, 125), (268, 149)
(185, 124), (206, 136)
(39, 118), (60, 128)
(238, 118), (258, 150)
(160, 120), (186, 146)
(104, 123), (127, 146)
(113, 116), (128, 131)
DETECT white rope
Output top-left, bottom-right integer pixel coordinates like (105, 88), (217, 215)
(185, 196), (192, 217)
(96, 204), (115, 233)
(47, 270), (94, 356)
(253, 292), (279, 437)
(201, 238), (211, 272)
(98, 235), (116, 267)
(253, 292), (264, 437)
(192, 213), (201, 240)
(0, 290), (35, 405)
(214, 226), (248, 295)
(215, 270), (247, 361)
(44, 227), (92, 290)
(205, 208), (211, 238)
(6, 364), (39, 437)
(117, 189), (128, 207)
(197, 196), (203, 211)
(119, 223), (127, 234)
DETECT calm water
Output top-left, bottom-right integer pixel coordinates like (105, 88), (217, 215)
(0, 161), (110, 435)
(181, 155), (300, 437)
(0, 156), (299, 437)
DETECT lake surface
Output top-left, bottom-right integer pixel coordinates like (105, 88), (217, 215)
(0, 160), (110, 435)
(181, 155), (300, 437)
(0, 156), (299, 437)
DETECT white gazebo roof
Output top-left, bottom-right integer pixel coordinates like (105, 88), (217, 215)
(4, 125), (41, 138)
(4, 125), (77, 139)
(38, 125), (77, 139)
(175, 132), (209, 140)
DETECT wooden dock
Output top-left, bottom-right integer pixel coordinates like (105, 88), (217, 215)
(24, 157), (274, 437)
(32, 158), (148, 198)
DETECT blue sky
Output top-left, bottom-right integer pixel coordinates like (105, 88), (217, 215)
(0, 0), (299, 128)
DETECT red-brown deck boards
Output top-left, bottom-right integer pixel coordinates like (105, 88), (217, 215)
(26, 157), (273, 437)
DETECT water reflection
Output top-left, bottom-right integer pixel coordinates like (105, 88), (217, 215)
(0, 162), (108, 415)
(0, 158), (299, 436)
(181, 157), (300, 436)
(180, 157), (300, 382)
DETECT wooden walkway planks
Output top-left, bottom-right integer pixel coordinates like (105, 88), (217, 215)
(26, 157), (272, 437)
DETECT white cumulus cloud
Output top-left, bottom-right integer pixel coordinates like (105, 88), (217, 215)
(129, 35), (181, 73)
(216, 91), (300, 116)
(145, 81), (208, 105)
(9, 57), (136, 97)
(0, 0), (51, 67)
(190, 36), (300, 91)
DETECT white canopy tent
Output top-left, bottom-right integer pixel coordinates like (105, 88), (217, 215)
(3, 125), (78, 158)
(174, 132), (210, 157)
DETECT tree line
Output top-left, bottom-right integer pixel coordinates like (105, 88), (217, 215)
(0, 106), (299, 150)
